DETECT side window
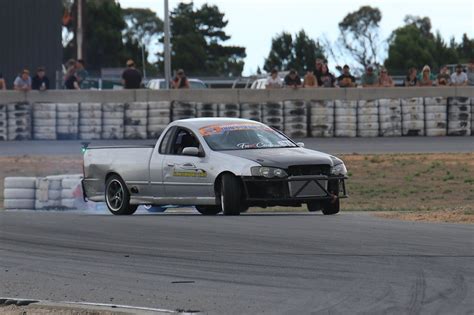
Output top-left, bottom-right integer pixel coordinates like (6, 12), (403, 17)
(170, 128), (201, 155)
(159, 127), (175, 154)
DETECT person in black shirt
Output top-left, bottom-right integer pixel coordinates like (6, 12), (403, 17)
(64, 68), (80, 90)
(172, 69), (190, 89)
(32, 67), (50, 91)
(284, 69), (302, 88)
(314, 58), (324, 86)
(122, 59), (142, 89)
(336, 65), (356, 87)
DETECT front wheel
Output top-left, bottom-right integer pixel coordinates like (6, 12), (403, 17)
(321, 198), (340, 215)
(220, 174), (243, 216)
(105, 175), (137, 215)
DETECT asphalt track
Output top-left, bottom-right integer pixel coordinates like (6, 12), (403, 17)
(1, 211), (473, 314)
(0, 136), (473, 156)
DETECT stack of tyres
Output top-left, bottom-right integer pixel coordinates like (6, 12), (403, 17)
(35, 176), (62, 209)
(262, 102), (284, 130)
(33, 103), (57, 140)
(0, 104), (6, 141)
(196, 103), (218, 117)
(218, 103), (240, 118)
(357, 100), (379, 137)
(448, 97), (471, 136)
(57, 103), (79, 139)
(424, 97), (447, 136)
(378, 99), (402, 136)
(309, 100), (334, 137)
(401, 98), (424, 136)
(102, 103), (124, 139)
(334, 100), (357, 137)
(472, 98), (474, 136)
(172, 102), (196, 121)
(3, 177), (36, 210)
(7, 102), (31, 140)
(61, 175), (83, 209)
(148, 101), (170, 139)
(240, 103), (261, 122)
(79, 102), (102, 140)
(283, 100), (307, 138)
(124, 102), (148, 139)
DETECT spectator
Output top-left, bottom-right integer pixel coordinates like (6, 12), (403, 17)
(64, 67), (80, 90)
(32, 67), (50, 91)
(75, 59), (88, 88)
(13, 69), (32, 91)
(361, 65), (378, 87)
(121, 59), (142, 89)
(418, 65), (435, 86)
(436, 66), (451, 86)
(0, 73), (6, 90)
(319, 64), (336, 87)
(171, 69), (190, 89)
(336, 65), (356, 88)
(64, 59), (76, 81)
(450, 64), (468, 86)
(284, 69), (302, 88)
(378, 67), (394, 87)
(303, 69), (318, 88)
(405, 67), (419, 87)
(265, 69), (283, 89)
(314, 58), (324, 86)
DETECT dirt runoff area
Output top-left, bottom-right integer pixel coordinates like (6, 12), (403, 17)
(0, 153), (473, 223)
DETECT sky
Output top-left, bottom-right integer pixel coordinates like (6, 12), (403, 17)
(118, 0), (474, 75)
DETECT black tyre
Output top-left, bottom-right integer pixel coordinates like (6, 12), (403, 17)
(220, 173), (243, 216)
(306, 201), (322, 212)
(321, 198), (340, 215)
(195, 205), (221, 215)
(105, 175), (137, 215)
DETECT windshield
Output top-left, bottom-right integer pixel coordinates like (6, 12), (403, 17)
(199, 123), (296, 151)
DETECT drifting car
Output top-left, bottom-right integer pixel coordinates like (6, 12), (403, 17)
(82, 118), (348, 215)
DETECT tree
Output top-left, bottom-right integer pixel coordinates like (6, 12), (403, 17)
(338, 6), (382, 70)
(456, 33), (474, 63)
(263, 30), (325, 73)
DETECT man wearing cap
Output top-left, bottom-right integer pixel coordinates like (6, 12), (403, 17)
(122, 59), (142, 89)
(336, 65), (356, 88)
(32, 67), (50, 91)
(13, 69), (32, 91)
(361, 65), (379, 87)
(450, 64), (468, 86)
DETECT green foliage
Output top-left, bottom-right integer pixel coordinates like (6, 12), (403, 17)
(263, 30), (325, 73)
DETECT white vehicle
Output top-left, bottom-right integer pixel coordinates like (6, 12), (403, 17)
(146, 78), (207, 90)
(250, 78), (268, 89)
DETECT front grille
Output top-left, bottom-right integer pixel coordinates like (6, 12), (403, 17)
(287, 165), (331, 176)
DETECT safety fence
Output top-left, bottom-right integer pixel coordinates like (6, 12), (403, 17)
(0, 97), (473, 140)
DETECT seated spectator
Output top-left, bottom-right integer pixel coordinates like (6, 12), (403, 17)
(64, 68), (80, 90)
(265, 69), (283, 89)
(303, 69), (318, 88)
(450, 64), (468, 86)
(32, 67), (50, 91)
(405, 67), (419, 87)
(436, 66), (451, 86)
(378, 67), (394, 87)
(361, 65), (378, 87)
(122, 59), (142, 89)
(13, 69), (32, 91)
(336, 65), (356, 88)
(314, 58), (324, 86)
(319, 64), (335, 87)
(172, 69), (190, 89)
(284, 69), (302, 88)
(0, 73), (6, 90)
(418, 65), (436, 86)
(75, 59), (88, 88)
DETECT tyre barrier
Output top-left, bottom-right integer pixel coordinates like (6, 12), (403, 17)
(309, 100), (334, 137)
(357, 100), (379, 137)
(124, 102), (148, 139)
(448, 97), (471, 136)
(472, 98), (474, 136)
(240, 103), (261, 122)
(172, 101), (196, 121)
(401, 97), (424, 136)
(334, 100), (357, 137)
(148, 101), (171, 139)
(196, 102), (218, 118)
(102, 102), (124, 140)
(57, 103), (79, 139)
(7, 102), (32, 140)
(0, 104), (6, 141)
(218, 103), (240, 118)
(378, 99), (402, 136)
(79, 102), (102, 140)
(33, 103), (57, 140)
(424, 97), (447, 136)
(262, 102), (284, 130)
(3, 177), (36, 210)
(283, 100), (308, 138)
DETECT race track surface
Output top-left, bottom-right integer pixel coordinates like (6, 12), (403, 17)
(1, 211), (473, 314)
(0, 136), (473, 156)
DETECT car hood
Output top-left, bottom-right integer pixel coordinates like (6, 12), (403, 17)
(221, 147), (333, 169)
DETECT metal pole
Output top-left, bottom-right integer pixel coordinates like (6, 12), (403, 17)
(141, 44), (147, 80)
(164, 0), (171, 89)
(77, 0), (83, 60)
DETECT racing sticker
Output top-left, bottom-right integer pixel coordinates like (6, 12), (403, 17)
(173, 169), (207, 178)
(199, 123), (271, 136)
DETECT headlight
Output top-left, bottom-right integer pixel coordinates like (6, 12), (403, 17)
(251, 166), (288, 178)
(331, 163), (347, 175)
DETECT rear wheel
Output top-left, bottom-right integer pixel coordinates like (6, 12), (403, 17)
(195, 205), (221, 215)
(321, 198), (340, 215)
(105, 175), (137, 215)
(220, 174), (243, 216)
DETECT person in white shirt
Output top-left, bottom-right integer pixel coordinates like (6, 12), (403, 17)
(450, 64), (468, 86)
(265, 69), (283, 89)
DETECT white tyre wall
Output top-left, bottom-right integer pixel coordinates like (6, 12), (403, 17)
(424, 97), (447, 106)
(448, 97), (471, 136)
(57, 111), (79, 119)
(310, 100), (334, 137)
(218, 103), (240, 118)
(124, 126), (147, 139)
(80, 103), (102, 111)
(57, 103), (79, 112)
(172, 102), (196, 120)
(148, 101), (171, 110)
(103, 111), (125, 119)
(4, 199), (35, 210)
(7, 103), (32, 140)
(197, 103), (218, 117)
(103, 103), (125, 112)
(5, 177), (37, 189)
(4, 188), (35, 199)
(379, 99), (402, 136)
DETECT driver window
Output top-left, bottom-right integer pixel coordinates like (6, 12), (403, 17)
(171, 128), (201, 155)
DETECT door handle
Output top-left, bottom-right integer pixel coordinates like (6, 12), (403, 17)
(167, 163), (175, 167)
(182, 163), (196, 168)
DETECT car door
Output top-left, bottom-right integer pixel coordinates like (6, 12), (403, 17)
(162, 127), (214, 199)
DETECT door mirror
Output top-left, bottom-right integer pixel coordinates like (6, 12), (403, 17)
(182, 147), (199, 156)
(296, 142), (305, 148)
